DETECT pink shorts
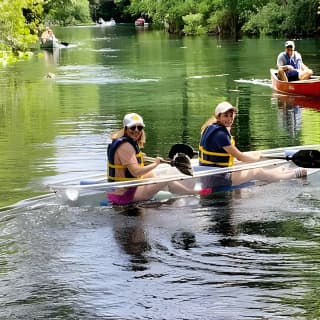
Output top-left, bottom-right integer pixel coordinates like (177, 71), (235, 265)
(107, 187), (137, 205)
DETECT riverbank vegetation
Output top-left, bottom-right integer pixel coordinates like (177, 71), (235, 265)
(0, 0), (43, 65)
(1, 0), (319, 65)
(127, 0), (319, 36)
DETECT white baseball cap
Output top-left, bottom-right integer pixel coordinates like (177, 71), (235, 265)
(285, 40), (295, 49)
(123, 113), (145, 128)
(214, 102), (238, 116)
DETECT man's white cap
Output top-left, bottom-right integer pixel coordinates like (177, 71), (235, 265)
(214, 102), (238, 116)
(285, 40), (295, 49)
(123, 113), (145, 127)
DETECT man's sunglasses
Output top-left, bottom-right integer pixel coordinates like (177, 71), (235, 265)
(128, 125), (144, 132)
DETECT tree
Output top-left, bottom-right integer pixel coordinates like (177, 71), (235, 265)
(128, 0), (199, 33)
(182, 13), (206, 35)
(242, 0), (318, 36)
(43, 0), (91, 25)
(0, 0), (43, 52)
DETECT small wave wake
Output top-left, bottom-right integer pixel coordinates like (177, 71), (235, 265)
(234, 78), (272, 88)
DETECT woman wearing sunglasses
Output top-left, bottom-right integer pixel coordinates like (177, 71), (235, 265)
(107, 113), (195, 205)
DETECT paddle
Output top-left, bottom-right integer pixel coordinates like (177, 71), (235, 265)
(262, 150), (320, 168)
(60, 41), (69, 46)
(168, 143), (197, 159)
(144, 153), (193, 176)
(169, 143), (320, 168)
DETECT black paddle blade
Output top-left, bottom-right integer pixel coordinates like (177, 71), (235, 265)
(168, 143), (196, 159)
(291, 149), (320, 168)
(171, 153), (193, 176)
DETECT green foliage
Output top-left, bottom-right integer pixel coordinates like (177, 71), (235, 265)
(242, 2), (284, 36)
(0, 0), (43, 52)
(207, 8), (235, 35)
(128, 0), (199, 33)
(127, 0), (319, 36)
(280, 0), (318, 36)
(43, 0), (91, 25)
(242, 0), (318, 36)
(182, 13), (206, 35)
(89, 0), (130, 22)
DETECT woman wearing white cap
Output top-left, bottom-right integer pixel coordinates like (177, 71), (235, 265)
(107, 113), (196, 204)
(198, 102), (306, 191)
(277, 40), (313, 81)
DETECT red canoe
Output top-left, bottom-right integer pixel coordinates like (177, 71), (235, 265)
(270, 68), (320, 97)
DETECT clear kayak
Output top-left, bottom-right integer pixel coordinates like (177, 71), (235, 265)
(48, 145), (320, 208)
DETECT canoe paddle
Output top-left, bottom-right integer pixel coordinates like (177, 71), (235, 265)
(144, 153), (193, 176)
(168, 143), (320, 168)
(262, 150), (320, 168)
(168, 143), (197, 159)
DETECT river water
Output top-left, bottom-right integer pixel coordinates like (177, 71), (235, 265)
(1, 24), (320, 319)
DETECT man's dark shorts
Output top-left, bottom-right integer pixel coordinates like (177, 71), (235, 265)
(287, 70), (299, 81)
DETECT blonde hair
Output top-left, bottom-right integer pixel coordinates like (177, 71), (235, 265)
(200, 116), (218, 134)
(111, 128), (146, 148)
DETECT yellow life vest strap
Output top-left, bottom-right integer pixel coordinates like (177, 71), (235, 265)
(107, 151), (144, 181)
(198, 137), (235, 167)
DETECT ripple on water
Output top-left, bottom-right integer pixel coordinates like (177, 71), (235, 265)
(56, 64), (160, 85)
(1, 175), (320, 319)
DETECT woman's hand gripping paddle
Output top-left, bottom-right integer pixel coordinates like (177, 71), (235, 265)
(144, 153), (193, 176)
(168, 144), (320, 168)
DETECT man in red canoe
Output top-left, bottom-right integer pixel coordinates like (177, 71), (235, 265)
(277, 40), (313, 82)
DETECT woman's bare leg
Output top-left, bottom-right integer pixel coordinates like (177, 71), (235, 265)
(231, 166), (306, 186)
(133, 182), (169, 201)
(133, 180), (197, 201)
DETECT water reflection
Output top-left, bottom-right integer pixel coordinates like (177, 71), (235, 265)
(42, 48), (60, 66)
(273, 92), (320, 139)
(273, 93), (303, 137)
(112, 206), (151, 271)
(274, 92), (320, 111)
(200, 191), (238, 239)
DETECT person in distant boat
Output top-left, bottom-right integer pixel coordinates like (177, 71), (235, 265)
(47, 29), (58, 41)
(107, 113), (197, 205)
(40, 27), (50, 44)
(277, 40), (313, 82)
(41, 27), (57, 44)
(98, 17), (105, 24)
(198, 101), (307, 191)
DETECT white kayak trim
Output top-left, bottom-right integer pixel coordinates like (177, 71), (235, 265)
(49, 144), (320, 193)
(50, 158), (287, 192)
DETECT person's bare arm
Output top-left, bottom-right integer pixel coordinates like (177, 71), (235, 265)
(127, 157), (162, 178)
(278, 64), (294, 71)
(223, 145), (260, 163)
(116, 142), (162, 178)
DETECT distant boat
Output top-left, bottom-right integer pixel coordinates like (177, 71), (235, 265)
(40, 38), (60, 49)
(135, 18), (148, 27)
(270, 68), (320, 97)
(98, 18), (116, 27)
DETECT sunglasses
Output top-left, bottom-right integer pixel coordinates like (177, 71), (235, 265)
(128, 125), (144, 132)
